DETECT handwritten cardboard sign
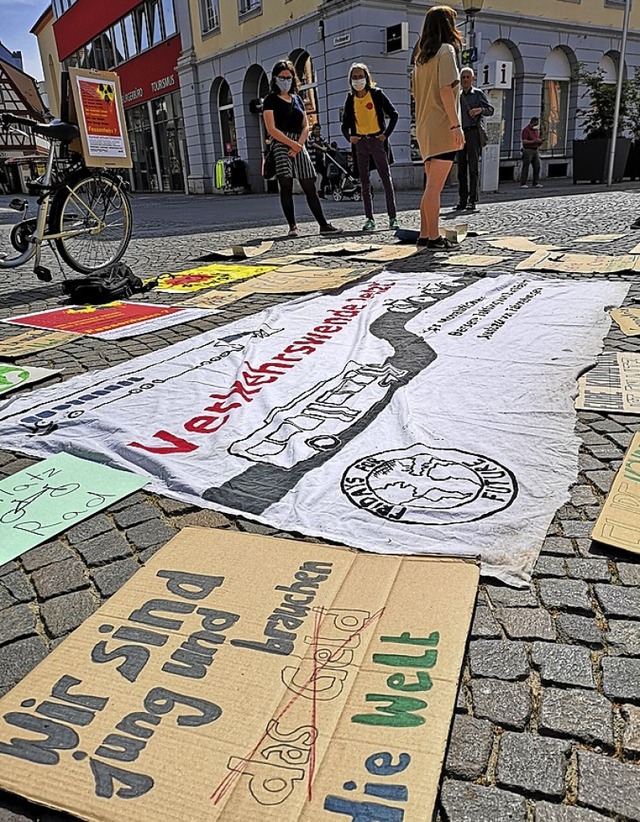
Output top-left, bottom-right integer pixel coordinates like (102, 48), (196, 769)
(610, 307), (640, 336)
(0, 527), (478, 822)
(575, 352), (640, 414)
(0, 453), (147, 564)
(0, 330), (77, 358)
(592, 432), (640, 555)
(195, 241), (274, 262)
(156, 264), (277, 293)
(516, 250), (636, 274)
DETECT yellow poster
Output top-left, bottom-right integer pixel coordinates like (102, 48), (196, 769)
(156, 264), (278, 293)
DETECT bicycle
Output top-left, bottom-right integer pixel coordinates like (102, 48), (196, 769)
(0, 113), (133, 280)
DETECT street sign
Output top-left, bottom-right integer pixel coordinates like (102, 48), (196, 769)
(461, 47), (478, 65)
(385, 21), (409, 53)
(479, 60), (513, 89)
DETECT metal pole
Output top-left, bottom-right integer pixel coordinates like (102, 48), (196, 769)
(607, 0), (632, 186)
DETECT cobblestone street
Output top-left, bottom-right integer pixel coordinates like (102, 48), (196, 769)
(1, 178), (640, 821)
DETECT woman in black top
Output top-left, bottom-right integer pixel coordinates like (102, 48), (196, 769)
(341, 62), (399, 232)
(263, 60), (339, 238)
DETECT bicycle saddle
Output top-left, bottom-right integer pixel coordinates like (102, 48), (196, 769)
(32, 119), (80, 143)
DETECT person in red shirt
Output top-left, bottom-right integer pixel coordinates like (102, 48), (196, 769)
(520, 116), (544, 188)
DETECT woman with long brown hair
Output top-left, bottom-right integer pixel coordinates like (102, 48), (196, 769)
(413, 5), (465, 249)
(262, 59), (340, 237)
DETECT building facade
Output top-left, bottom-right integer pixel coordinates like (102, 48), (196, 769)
(42, 0), (188, 192)
(0, 59), (46, 194)
(176, 0), (640, 193)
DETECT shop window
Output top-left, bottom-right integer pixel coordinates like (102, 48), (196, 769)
(112, 22), (127, 64)
(162, 0), (177, 37)
(78, 42), (92, 68)
(218, 80), (237, 156)
(148, 0), (163, 47)
(202, 0), (220, 32)
(292, 51), (318, 123)
(123, 14), (138, 59)
(541, 47), (572, 156)
(134, 5), (150, 53)
(238, 0), (261, 17)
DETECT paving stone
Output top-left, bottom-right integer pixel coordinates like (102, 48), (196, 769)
(470, 678), (532, 730)
(618, 562), (640, 586)
(0, 572), (35, 609)
(468, 640), (529, 680)
(471, 607), (502, 638)
(539, 688), (613, 746)
(126, 520), (177, 550)
(0, 604), (36, 646)
(532, 642), (595, 689)
(439, 780), (527, 822)
(595, 584), (640, 618)
(577, 750), (640, 819)
(534, 801), (615, 822)
(92, 557), (141, 597)
(106, 491), (149, 513)
(0, 636), (48, 696)
(172, 510), (232, 529)
(579, 455), (603, 472)
(20, 540), (74, 572)
(0, 562), (17, 578)
(604, 619), (640, 656)
(235, 517), (280, 535)
(155, 497), (196, 515)
(31, 557), (87, 600)
(542, 537), (576, 556)
(533, 556), (567, 578)
(555, 614), (604, 648)
(600, 656), (640, 701)
(113, 501), (161, 529)
(569, 485), (599, 507)
(75, 531), (133, 567)
(621, 704), (640, 754)
(444, 714), (494, 779)
(485, 584), (538, 607)
(65, 514), (115, 546)
(539, 579), (593, 614)
(40, 590), (98, 638)
(565, 559), (610, 582)
(585, 470), (616, 494)
(561, 521), (594, 539)
(497, 732), (571, 798)
(495, 607), (556, 640)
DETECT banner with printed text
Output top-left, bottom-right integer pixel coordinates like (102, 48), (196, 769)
(0, 273), (627, 586)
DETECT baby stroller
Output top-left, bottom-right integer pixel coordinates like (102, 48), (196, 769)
(325, 148), (362, 202)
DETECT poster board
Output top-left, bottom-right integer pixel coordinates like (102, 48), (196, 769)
(575, 352), (640, 414)
(610, 307), (640, 337)
(0, 362), (59, 396)
(591, 432), (640, 555)
(0, 527), (479, 822)
(68, 67), (132, 169)
(0, 330), (77, 358)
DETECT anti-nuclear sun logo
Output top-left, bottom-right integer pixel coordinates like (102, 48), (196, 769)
(342, 444), (517, 524)
(96, 83), (115, 103)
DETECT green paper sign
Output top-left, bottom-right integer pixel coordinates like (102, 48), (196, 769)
(0, 453), (148, 565)
(0, 363), (59, 396)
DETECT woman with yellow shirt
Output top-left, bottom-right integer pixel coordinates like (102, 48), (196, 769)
(341, 63), (399, 232)
(413, 5), (465, 249)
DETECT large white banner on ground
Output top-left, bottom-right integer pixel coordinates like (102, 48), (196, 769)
(0, 273), (626, 586)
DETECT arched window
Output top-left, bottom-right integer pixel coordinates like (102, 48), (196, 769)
(291, 50), (318, 125)
(218, 80), (237, 156)
(541, 48), (572, 155)
(598, 54), (617, 84)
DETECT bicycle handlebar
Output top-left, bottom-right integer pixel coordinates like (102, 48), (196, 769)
(1, 113), (38, 130)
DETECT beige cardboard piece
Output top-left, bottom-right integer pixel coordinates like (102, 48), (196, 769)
(592, 432), (640, 555)
(610, 307), (640, 336)
(487, 237), (556, 253)
(516, 250), (636, 274)
(441, 223), (468, 244)
(0, 528), (478, 822)
(346, 245), (419, 262)
(197, 242), (275, 261)
(575, 352), (640, 414)
(235, 265), (372, 294)
(180, 290), (248, 309)
(630, 242), (640, 255)
(297, 242), (383, 256)
(442, 254), (509, 267)
(68, 68), (132, 169)
(0, 329), (78, 357)
(574, 234), (628, 243)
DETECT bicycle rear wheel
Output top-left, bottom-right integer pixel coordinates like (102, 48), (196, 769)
(54, 172), (132, 274)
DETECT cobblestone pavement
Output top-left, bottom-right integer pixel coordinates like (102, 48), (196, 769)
(0, 178), (640, 821)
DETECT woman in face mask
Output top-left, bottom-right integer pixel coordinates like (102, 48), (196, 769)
(412, 5), (465, 249)
(262, 60), (340, 238)
(341, 63), (399, 232)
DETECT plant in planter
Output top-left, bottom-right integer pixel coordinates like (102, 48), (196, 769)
(573, 65), (634, 183)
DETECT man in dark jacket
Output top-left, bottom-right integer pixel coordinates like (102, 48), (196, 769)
(456, 67), (494, 212)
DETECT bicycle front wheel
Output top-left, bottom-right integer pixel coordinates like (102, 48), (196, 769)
(54, 173), (132, 274)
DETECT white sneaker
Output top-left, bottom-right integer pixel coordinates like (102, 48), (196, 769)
(533, 184), (543, 188)
(520, 184), (529, 188)
(288, 226), (299, 238)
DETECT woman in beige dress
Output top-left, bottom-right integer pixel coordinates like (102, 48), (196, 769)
(413, 5), (464, 249)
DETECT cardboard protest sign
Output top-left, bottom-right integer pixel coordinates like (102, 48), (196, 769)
(4, 303), (211, 341)
(592, 432), (640, 555)
(574, 234), (627, 243)
(442, 254), (509, 267)
(195, 241), (274, 262)
(610, 307), (640, 336)
(68, 68), (131, 169)
(0, 453), (147, 564)
(235, 265), (372, 294)
(0, 527), (479, 822)
(575, 352), (640, 414)
(516, 250), (635, 274)
(346, 245), (419, 263)
(0, 330), (77, 358)
(630, 241), (640, 255)
(156, 264), (277, 293)
(181, 290), (249, 309)
(486, 237), (558, 253)
(0, 363), (59, 396)
(298, 242), (383, 257)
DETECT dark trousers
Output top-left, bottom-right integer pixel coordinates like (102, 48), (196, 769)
(355, 136), (396, 220)
(457, 126), (481, 205)
(520, 149), (540, 185)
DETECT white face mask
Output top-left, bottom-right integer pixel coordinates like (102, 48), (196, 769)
(275, 76), (293, 93)
(351, 78), (367, 91)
